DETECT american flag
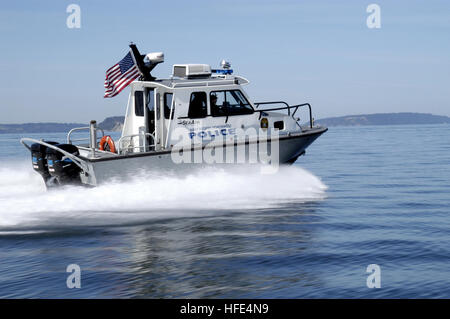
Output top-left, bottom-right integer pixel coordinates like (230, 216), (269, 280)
(104, 52), (140, 98)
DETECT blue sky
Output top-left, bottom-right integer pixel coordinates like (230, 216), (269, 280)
(0, 0), (449, 123)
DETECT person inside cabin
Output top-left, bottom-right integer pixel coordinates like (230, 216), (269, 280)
(210, 93), (224, 116)
(211, 94), (217, 109)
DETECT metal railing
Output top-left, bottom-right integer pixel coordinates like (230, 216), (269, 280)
(254, 101), (314, 129)
(67, 126), (105, 145)
(117, 132), (156, 154)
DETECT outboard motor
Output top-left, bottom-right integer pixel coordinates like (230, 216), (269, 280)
(46, 144), (81, 185)
(30, 141), (59, 187)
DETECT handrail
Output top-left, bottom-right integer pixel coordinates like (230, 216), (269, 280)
(67, 127), (105, 144)
(254, 101), (290, 110)
(165, 99), (175, 148)
(20, 138), (89, 172)
(254, 101), (313, 129)
(117, 132), (156, 154)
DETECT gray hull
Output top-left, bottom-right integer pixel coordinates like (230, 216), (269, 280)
(81, 127), (327, 186)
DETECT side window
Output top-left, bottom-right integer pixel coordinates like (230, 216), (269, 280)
(146, 89), (155, 112)
(210, 90), (254, 117)
(164, 93), (174, 119)
(226, 90), (253, 115)
(188, 92), (207, 118)
(134, 91), (144, 116)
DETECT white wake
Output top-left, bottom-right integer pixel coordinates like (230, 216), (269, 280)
(0, 161), (327, 231)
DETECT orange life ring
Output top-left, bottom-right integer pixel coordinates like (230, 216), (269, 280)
(99, 135), (117, 153)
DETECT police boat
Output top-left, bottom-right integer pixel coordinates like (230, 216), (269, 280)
(21, 44), (327, 188)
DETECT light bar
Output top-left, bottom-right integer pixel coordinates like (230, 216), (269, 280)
(212, 69), (233, 75)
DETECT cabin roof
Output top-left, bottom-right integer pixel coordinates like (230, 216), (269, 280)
(133, 75), (249, 90)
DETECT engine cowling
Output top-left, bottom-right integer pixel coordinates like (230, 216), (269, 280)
(30, 141), (59, 184)
(46, 144), (81, 185)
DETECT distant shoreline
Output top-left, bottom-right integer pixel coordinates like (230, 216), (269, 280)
(1, 112), (449, 133)
(315, 112), (450, 127)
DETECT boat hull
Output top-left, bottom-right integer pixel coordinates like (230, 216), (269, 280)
(80, 127), (327, 186)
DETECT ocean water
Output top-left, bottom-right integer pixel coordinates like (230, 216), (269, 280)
(0, 124), (449, 298)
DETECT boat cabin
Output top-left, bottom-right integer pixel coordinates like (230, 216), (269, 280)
(118, 63), (300, 154)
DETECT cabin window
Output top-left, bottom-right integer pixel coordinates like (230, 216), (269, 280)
(146, 89), (155, 111)
(188, 92), (207, 118)
(210, 90), (254, 117)
(134, 91), (144, 116)
(274, 120), (284, 130)
(164, 93), (174, 119)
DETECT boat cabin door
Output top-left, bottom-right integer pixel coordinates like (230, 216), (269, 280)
(144, 87), (158, 150)
(144, 87), (172, 151)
